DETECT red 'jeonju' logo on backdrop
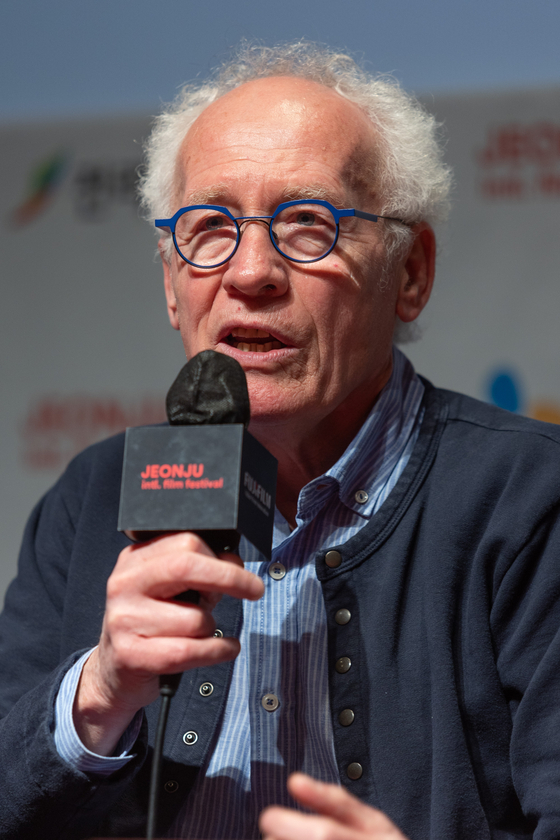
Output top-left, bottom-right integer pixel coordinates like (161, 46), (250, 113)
(20, 395), (166, 472)
(476, 122), (560, 200)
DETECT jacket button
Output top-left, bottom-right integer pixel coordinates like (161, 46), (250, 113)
(335, 608), (351, 625)
(199, 682), (214, 696)
(183, 731), (198, 745)
(325, 550), (342, 568)
(164, 780), (179, 792)
(213, 628), (224, 638)
(347, 763), (363, 780)
(335, 656), (351, 674)
(338, 709), (355, 726)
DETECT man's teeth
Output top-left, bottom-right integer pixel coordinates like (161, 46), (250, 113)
(233, 327), (271, 339)
(230, 327), (284, 352)
(236, 341), (282, 353)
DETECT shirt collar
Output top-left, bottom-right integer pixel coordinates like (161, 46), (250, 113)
(296, 347), (424, 522)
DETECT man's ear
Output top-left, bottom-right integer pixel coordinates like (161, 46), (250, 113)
(159, 240), (180, 331)
(395, 223), (436, 323)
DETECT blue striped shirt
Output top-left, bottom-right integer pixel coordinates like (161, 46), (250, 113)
(54, 347), (424, 838)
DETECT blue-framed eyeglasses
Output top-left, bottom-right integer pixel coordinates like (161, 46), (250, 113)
(155, 199), (407, 269)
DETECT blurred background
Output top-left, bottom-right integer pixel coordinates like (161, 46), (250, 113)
(2, 0), (560, 601)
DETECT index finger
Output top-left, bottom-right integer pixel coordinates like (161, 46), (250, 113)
(123, 534), (264, 602)
(286, 774), (404, 834)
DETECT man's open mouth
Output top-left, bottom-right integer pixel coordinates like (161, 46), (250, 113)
(225, 327), (286, 353)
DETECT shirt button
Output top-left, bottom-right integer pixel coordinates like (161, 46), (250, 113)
(164, 780), (179, 792)
(182, 731), (198, 745)
(268, 562), (286, 580)
(335, 656), (352, 674)
(261, 693), (280, 712)
(199, 682), (214, 696)
(338, 708), (355, 726)
(335, 608), (351, 625)
(324, 550), (342, 568)
(354, 490), (369, 504)
(347, 762), (363, 780)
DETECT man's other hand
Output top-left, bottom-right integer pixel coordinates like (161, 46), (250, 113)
(260, 774), (407, 840)
(73, 532), (264, 755)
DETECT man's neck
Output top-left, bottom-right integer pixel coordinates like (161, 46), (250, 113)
(251, 368), (393, 528)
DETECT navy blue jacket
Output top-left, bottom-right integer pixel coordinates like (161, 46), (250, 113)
(2, 383), (560, 839)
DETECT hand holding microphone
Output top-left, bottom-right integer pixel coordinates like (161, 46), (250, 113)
(73, 351), (274, 756)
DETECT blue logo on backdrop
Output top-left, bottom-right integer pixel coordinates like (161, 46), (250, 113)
(486, 368), (560, 425)
(487, 370), (522, 413)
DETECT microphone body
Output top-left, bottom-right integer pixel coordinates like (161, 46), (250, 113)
(118, 422), (277, 558)
(118, 349), (277, 557)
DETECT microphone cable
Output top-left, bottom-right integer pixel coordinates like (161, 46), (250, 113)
(146, 677), (179, 839)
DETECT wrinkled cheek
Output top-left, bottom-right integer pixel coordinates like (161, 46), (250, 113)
(176, 305), (211, 357)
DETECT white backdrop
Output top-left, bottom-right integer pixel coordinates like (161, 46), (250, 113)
(2, 88), (560, 603)
(408, 88), (560, 421)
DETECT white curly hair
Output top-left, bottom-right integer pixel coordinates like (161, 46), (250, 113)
(138, 41), (452, 340)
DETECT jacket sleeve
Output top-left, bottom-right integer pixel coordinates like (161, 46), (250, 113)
(0, 468), (148, 839)
(491, 504), (560, 840)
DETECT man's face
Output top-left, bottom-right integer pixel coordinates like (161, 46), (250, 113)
(162, 76), (430, 437)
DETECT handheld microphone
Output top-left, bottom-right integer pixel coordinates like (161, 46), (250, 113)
(118, 349), (277, 558)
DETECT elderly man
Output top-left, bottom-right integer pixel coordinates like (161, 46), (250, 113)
(2, 42), (560, 840)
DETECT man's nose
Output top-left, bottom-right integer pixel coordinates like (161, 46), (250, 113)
(221, 219), (289, 297)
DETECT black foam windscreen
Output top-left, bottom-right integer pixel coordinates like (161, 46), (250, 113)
(166, 350), (250, 428)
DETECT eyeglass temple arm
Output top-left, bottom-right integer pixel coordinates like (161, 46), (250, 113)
(350, 209), (409, 225)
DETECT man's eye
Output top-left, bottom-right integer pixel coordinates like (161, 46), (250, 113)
(296, 212), (316, 226)
(205, 215), (225, 231)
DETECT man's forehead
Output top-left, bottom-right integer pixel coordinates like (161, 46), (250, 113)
(177, 77), (381, 206)
(190, 75), (368, 128)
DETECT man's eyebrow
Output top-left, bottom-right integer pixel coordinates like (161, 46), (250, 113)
(181, 184), (350, 210)
(182, 184), (232, 206)
(281, 185), (348, 206)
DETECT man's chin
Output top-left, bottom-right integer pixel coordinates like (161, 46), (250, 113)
(247, 395), (305, 431)
(248, 405), (295, 428)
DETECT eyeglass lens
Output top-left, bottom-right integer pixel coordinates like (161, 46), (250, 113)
(173, 203), (338, 267)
